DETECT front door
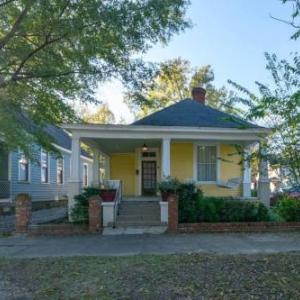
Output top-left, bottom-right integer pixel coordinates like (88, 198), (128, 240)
(142, 161), (157, 195)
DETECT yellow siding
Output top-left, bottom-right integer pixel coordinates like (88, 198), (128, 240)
(170, 143), (242, 197)
(170, 143), (193, 181)
(110, 153), (135, 196)
(199, 144), (242, 197)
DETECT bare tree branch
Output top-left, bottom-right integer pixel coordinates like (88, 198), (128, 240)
(270, 14), (300, 29)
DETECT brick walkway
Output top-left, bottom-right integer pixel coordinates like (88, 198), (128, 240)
(0, 207), (67, 233)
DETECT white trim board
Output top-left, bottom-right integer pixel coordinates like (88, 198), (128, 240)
(62, 125), (270, 142)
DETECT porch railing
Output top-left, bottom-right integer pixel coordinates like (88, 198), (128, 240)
(103, 179), (122, 227)
(0, 180), (10, 199)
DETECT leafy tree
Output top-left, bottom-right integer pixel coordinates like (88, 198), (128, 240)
(273, 0), (300, 40)
(125, 58), (240, 118)
(0, 0), (190, 155)
(80, 104), (116, 124)
(229, 53), (300, 185)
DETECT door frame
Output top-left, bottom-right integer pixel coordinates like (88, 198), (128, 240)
(141, 160), (157, 196)
(137, 147), (160, 196)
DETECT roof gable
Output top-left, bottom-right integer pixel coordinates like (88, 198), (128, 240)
(132, 99), (260, 129)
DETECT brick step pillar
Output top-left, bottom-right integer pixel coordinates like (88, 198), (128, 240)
(89, 195), (102, 233)
(168, 193), (178, 233)
(15, 194), (32, 233)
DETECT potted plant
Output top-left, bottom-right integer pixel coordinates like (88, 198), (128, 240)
(100, 182), (117, 202)
(158, 177), (181, 201)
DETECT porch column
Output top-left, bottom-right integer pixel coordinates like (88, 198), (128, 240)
(242, 145), (252, 198)
(258, 145), (270, 207)
(161, 138), (171, 178)
(104, 155), (110, 179)
(68, 135), (81, 219)
(92, 148), (100, 187)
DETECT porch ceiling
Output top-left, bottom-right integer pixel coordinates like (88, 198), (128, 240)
(81, 138), (161, 154)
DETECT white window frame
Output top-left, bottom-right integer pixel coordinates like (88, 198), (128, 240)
(83, 163), (89, 187)
(193, 142), (220, 184)
(18, 151), (30, 183)
(56, 157), (64, 185)
(40, 149), (50, 184)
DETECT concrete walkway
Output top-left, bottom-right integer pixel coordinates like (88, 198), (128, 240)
(0, 207), (67, 232)
(0, 232), (300, 258)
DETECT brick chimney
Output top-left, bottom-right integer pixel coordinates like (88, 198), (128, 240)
(192, 87), (206, 104)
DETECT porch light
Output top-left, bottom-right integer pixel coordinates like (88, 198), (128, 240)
(142, 143), (148, 152)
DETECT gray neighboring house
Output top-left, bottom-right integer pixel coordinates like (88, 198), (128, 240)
(0, 125), (93, 203)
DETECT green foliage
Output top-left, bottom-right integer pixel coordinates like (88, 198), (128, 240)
(125, 58), (241, 118)
(71, 187), (100, 224)
(158, 177), (181, 193)
(80, 104), (116, 124)
(179, 194), (270, 223)
(178, 182), (202, 223)
(229, 53), (300, 186)
(281, 0), (300, 40)
(0, 0), (190, 153)
(275, 196), (300, 221)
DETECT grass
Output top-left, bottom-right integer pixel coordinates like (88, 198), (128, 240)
(0, 253), (299, 299)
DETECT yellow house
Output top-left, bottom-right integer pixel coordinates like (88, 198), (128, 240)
(64, 87), (271, 223)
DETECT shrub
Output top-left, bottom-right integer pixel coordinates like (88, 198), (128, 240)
(158, 177), (181, 193)
(275, 196), (300, 221)
(71, 187), (100, 223)
(179, 195), (270, 223)
(178, 182), (202, 223)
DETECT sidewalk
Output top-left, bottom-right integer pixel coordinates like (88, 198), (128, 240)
(1, 232), (300, 258)
(0, 207), (67, 232)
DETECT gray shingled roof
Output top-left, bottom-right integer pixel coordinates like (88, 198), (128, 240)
(132, 99), (260, 128)
(46, 124), (90, 157)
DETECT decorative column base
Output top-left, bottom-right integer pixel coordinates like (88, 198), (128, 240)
(258, 180), (270, 207)
(68, 181), (81, 221)
(242, 182), (251, 199)
(102, 202), (115, 227)
(160, 201), (168, 224)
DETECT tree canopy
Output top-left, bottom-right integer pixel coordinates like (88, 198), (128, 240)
(280, 0), (300, 39)
(0, 0), (190, 155)
(125, 58), (240, 118)
(229, 53), (300, 185)
(81, 104), (116, 124)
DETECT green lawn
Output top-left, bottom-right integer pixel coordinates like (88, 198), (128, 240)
(0, 253), (299, 299)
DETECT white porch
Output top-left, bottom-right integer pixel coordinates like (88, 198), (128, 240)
(63, 124), (271, 221)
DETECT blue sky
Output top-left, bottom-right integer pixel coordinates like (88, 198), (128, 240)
(95, 0), (298, 123)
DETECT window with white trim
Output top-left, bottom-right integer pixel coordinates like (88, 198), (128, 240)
(197, 145), (217, 182)
(41, 150), (49, 183)
(57, 158), (64, 184)
(18, 152), (29, 182)
(83, 163), (88, 187)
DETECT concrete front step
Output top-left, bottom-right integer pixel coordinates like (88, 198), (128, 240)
(103, 226), (167, 235)
(117, 216), (160, 223)
(116, 220), (162, 227)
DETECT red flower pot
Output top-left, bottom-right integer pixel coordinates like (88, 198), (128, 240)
(161, 191), (173, 202)
(100, 189), (116, 202)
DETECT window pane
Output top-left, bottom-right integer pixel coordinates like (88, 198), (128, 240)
(197, 146), (217, 182)
(19, 154), (29, 181)
(57, 158), (63, 184)
(41, 150), (49, 183)
(19, 163), (28, 181)
(83, 165), (88, 186)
